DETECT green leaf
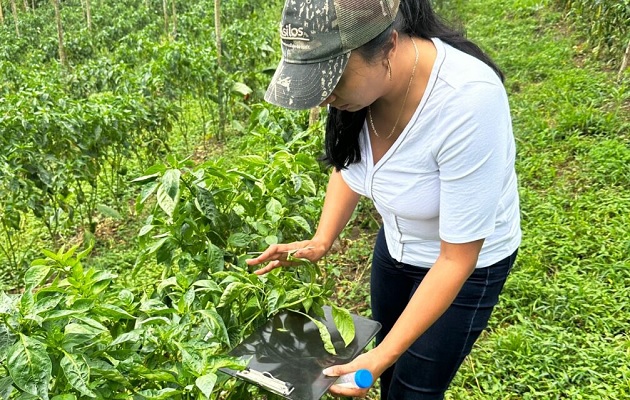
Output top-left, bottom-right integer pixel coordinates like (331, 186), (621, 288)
(194, 187), (217, 219)
(266, 198), (283, 217)
(239, 155), (266, 166)
(136, 388), (181, 399)
(138, 224), (155, 237)
(197, 308), (230, 346)
(298, 174), (317, 195)
(228, 232), (251, 248)
(62, 323), (107, 350)
(51, 395), (77, 400)
(33, 294), (62, 315)
(205, 242), (225, 271)
(331, 305), (356, 347)
(7, 334), (52, 400)
(0, 323), (16, 363)
(202, 356), (249, 373)
(195, 373), (218, 398)
(0, 292), (16, 314)
(19, 291), (35, 316)
(95, 204), (122, 220)
(40, 309), (83, 322)
(146, 236), (169, 255)
(183, 287), (195, 309)
(109, 330), (143, 347)
(157, 169), (181, 217)
(93, 304), (135, 320)
(137, 316), (171, 327)
(291, 173), (303, 193)
(60, 353), (96, 398)
(291, 310), (336, 355)
(131, 173), (160, 183)
(138, 181), (159, 205)
(264, 235), (278, 245)
(266, 288), (285, 315)
(191, 279), (221, 292)
(232, 82), (253, 96)
(157, 276), (180, 294)
(287, 215), (312, 234)
(139, 298), (173, 315)
(218, 282), (244, 308)
(23, 265), (51, 289)
(136, 370), (177, 383)
(89, 359), (130, 386)
(0, 376), (14, 399)
(74, 316), (109, 332)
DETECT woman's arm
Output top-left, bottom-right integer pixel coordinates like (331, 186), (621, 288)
(374, 239), (483, 365)
(312, 169), (361, 251)
(247, 169), (360, 274)
(325, 239), (484, 397)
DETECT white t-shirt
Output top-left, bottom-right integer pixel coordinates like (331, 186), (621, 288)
(341, 38), (521, 268)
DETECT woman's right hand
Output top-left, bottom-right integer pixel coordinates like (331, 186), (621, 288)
(245, 238), (329, 275)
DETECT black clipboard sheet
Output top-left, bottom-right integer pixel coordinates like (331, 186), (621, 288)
(220, 306), (381, 400)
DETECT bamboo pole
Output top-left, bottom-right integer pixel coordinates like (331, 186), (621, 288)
(214, 0), (221, 65)
(162, 0), (169, 36)
(52, 0), (67, 67)
(171, 0), (177, 37)
(618, 40), (630, 81)
(10, 0), (19, 37)
(85, 0), (92, 31)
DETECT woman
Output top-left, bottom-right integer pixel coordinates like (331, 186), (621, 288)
(247, 0), (521, 398)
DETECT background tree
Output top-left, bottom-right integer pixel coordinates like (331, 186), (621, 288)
(82, 0), (92, 31)
(0, 1), (4, 25)
(162, 0), (169, 35)
(171, 0), (177, 37)
(214, 0), (221, 65)
(52, 0), (67, 67)
(10, 0), (19, 36)
(619, 40), (629, 80)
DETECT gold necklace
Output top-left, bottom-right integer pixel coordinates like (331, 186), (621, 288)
(368, 37), (419, 140)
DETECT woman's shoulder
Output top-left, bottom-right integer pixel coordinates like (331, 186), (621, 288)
(432, 38), (504, 90)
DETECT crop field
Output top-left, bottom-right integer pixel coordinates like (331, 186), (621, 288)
(0, 0), (628, 399)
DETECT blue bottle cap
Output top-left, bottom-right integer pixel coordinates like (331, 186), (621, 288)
(354, 369), (373, 389)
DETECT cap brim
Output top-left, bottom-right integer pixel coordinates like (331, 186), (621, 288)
(264, 52), (350, 110)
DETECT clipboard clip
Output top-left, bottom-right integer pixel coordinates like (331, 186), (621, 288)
(236, 368), (295, 397)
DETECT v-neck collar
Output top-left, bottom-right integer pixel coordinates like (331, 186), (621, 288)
(364, 37), (446, 170)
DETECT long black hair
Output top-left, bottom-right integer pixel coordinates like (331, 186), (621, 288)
(322, 0), (504, 171)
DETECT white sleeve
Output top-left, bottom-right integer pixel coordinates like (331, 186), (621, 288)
(433, 82), (512, 243)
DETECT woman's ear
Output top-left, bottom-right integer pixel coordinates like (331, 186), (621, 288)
(387, 30), (400, 59)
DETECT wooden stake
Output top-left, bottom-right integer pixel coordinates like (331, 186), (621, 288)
(52, 0), (67, 67)
(10, 0), (19, 36)
(214, 0), (221, 65)
(618, 40), (630, 81)
(162, 0), (169, 36)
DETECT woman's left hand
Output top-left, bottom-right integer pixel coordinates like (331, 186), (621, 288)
(323, 349), (392, 398)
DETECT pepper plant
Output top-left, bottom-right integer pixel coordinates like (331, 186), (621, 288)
(0, 232), (353, 399)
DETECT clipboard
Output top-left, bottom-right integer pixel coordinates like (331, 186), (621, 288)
(220, 306), (381, 400)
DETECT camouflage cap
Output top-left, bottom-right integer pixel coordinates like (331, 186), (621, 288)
(265, 0), (400, 110)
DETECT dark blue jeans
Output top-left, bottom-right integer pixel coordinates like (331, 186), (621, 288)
(371, 228), (518, 400)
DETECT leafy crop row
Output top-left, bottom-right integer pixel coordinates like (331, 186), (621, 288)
(0, 0), (281, 284)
